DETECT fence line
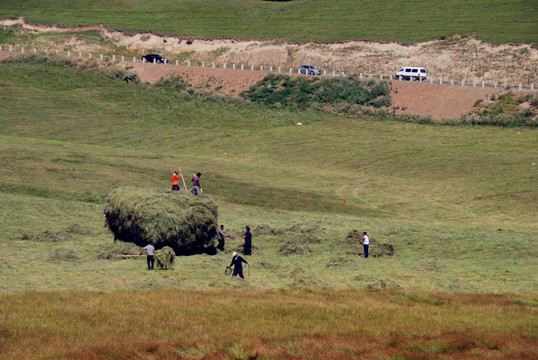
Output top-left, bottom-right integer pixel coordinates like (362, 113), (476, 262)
(0, 44), (535, 91)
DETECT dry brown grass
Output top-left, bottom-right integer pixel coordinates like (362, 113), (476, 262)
(1, 289), (536, 359)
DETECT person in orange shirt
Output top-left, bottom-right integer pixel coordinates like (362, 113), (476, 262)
(171, 171), (181, 191)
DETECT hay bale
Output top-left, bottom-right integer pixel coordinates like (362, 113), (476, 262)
(278, 237), (312, 256)
(104, 187), (218, 255)
(48, 248), (81, 261)
(155, 246), (176, 270)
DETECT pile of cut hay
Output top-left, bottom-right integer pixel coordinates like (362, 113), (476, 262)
(104, 187), (218, 255)
(155, 246), (176, 270)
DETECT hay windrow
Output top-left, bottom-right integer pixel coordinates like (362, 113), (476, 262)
(97, 242), (142, 259)
(278, 237), (313, 256)
(21, 224), (94, 242)
(48, 248), (82, 261)
(104, 187), (218, 255)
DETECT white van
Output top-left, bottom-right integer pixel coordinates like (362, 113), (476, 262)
(396, 67), (427, 81)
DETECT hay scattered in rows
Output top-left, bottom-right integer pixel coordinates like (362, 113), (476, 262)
(48, 248), (82, 261)
(354, 274), (401, 289)
(21, 224), (94, 242)
(97, 242), (142, 259)
(155, 246), (176, 270)
(288, 267), (323, 288)
(278, 237), (313, 256)
(21, 230), (74, 242)
(256, 261), (280, 270)
(326, 256), (355, 268)
(253, 223), (324, 237)
(104, 187), (218, 255)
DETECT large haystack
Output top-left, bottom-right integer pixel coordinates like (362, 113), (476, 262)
(104, 187), (218, 255)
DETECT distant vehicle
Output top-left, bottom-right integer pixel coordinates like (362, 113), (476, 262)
(396, 67), (427, 81)
(299, 65), (322, 75)
(141, 54), (168, 64)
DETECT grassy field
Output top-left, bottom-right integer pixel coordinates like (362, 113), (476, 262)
(0, 0), (536, 45)
(0, 58), (537, 358)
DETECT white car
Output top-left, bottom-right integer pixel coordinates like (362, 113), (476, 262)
(396, 67), (427, 81)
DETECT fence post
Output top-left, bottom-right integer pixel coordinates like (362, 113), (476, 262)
(223, 63), (226, 69)
(89, 53), (92, 59)
(9, 45), (12, 52)
(45, 49), (48, 53)
(260, 65), (263, 71)
(473, 80), (476, 87)
(112, 55), (115, 61)
(380, 74), (383, 80)
(494, 81), (497, 88)
(278, 67), (281, 73)
(389, 75), (392, 81)
(360, 73), (363, 79)
(202, 61), (205, 67)
(251, 65), (254, 71)
(482, 81), (485, 88)
(212, 62), (215, 68)
(430, 78), (433, 84)
(233, 63), (236, 70)
(33, 48), (37, 54)
(188, 60), (191, 66)
(289, 68), (292, 74)
(461, 79), (465, 86)
(439, 77), (442, 85)
(269, 66), (272, 72)
(342, 72), (345, 77)
(532, 84), (535, 90)
(68, 51), (71, 57)
(451, 79), (454, 86)
(519, 83), (522, 90)
(134, 56), (136, 62)
(332, 70), (335, 76)
(122, 56), (125, 62)
(21, 47), (24, 53)
(79, 52), (81, 57)
(100, 54), (103, 60)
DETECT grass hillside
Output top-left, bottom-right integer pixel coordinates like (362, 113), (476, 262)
(0, 0), (537, 45)
(0, 58), (536, 294)
(1, 51), (537, 359)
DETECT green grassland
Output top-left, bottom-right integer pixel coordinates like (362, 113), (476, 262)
(0, 59), (536, 296)
(0, 0), (537, 45)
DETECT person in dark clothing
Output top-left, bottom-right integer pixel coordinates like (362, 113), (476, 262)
(229, 251), (248, 279)
(240, 225), (252, 255)
(217, 224), (229, 251)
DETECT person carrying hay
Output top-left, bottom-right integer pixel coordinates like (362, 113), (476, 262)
(217, 224), (229, 251)
(191, 172), (202, 196)
(228, 251), (248, 279)
(139, 242), (155, 270)
(240, 226), (252, 255)
(171, 171), (181, 191)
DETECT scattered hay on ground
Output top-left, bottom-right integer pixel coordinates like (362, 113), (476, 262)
(97, 242), (142, 259)
(326, 256), (355, 268)
(21, 230), (75, 242)
(48, 248), (82, 261)
(288, 267), (323, 288)
(286, 223), (323, 234)
(253, 224), (285, 236)
(21, 224), (94, 242)
(104, 187), (218, 255)
(278, 237), (313, 256)
(256, 261), (280, 270)
(354, 274), (400, 289)
(155, 246), (176, 270)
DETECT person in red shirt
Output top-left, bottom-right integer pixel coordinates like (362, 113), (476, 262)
(171, 171), (181, 191)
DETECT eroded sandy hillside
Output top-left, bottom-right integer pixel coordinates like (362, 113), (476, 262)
(1, 17), (537, 86)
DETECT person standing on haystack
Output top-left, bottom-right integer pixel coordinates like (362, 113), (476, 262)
(362, 232), (370, 259)
(217, 224), (229, 251)
(191, 172), (202, 196)
(139, 242), (155, 270)
(171, 171), (181, 191)
(228, 251), (248, 279)
(240, 225), (252, 255)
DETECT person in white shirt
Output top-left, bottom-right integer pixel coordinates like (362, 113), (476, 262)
(362, 232), (370, 259)
(139, 242), (155, 270)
